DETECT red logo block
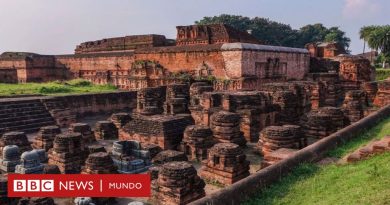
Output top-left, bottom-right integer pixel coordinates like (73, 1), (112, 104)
(8, 174), (151, 197)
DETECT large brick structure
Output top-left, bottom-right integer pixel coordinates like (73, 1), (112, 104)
(305, 42), (346, 58)
(0, 52), (69, 83)
(0, 24), (310, 89)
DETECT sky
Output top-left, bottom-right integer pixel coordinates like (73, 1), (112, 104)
(0, 0), (389, 55)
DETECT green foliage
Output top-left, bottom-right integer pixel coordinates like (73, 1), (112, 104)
(194, 75), (217, 83)
(195, 15), (351, 50)
(38, 86), (71, 94)
(66, 79), (92, 87)
(327, 117), (390, 158)
(0, 79), (117, 96)
(244, 117), (390, 205)
(361, 25), (390, 66)
(376, 69), (390, 81)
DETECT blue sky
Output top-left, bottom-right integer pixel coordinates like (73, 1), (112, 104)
(0, 0), (388, 54)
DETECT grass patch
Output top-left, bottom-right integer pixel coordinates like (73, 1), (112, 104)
(376, 68), (390, 81)
(0, 79), (117, 96)
(327, 117), (390, 158)
(244, 117), (390, 205)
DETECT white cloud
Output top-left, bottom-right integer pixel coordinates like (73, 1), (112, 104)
(343, 0), (381, 19)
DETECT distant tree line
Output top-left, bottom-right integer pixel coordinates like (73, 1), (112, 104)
(195, 14), (351, 51)
(360, 25), (390, 68)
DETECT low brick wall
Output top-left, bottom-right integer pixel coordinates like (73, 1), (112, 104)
(190, 104), (390, 205)
(41, 91), (137, 126)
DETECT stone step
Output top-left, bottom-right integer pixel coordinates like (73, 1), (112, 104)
(0, 113), (52, 123)
(0, 101), (43, 109)
(0, 120), (55, 135)
(0, 105), (47, 114)
(0, 109), (50, 119)
(0, 99), (41, 105)
(0, 116), (54, 128)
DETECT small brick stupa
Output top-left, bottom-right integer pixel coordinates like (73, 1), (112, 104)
(32, 125), (61, 151)
(300, 107), (344, 139)
(257, 125), (304, 156)
(81, 152), (117, 174)
(110, 113), (132, 129)
(0, 131), (32, 156)
(48, 132), (86, 173)
(210, 111), (246, 146)
(152, 161), (205, 205)
(69, 123), (95, 144)
(179, 125), (215, 161)
(95, 121), (118, 140)
(200, 143), (250, 185)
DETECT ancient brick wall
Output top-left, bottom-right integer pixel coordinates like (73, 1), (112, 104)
(41, 91), (137, 126)
(56, 53), (135, 73)
(0, 59), (27, 82)
(75, 35), (172, 54)
(135, 48), (227, 77)
(0, 69), (18, 83)
(240, 50), (309, 89)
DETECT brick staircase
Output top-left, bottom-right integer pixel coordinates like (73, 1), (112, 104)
(346, 136), (390, 162)
(0, 99), (56, 135)
(41, 98), (76, 127)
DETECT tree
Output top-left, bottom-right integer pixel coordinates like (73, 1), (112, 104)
(364, 25), (390, 68)
(195, 14), (298, 47)
(195, 15), (350, 51)
(359, 25), (379, 53)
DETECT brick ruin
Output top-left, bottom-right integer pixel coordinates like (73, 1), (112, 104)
(373, 79), (390, 107)
(152, 161), (205, 205)
(32, 125), (61, 151)
(300, 107), (345, 140)
(69, 123), (95, 144)
(48, 132), (86, 173)
(342, 90), (369, 123)
(210, 111), (247, 146)
(0, 132), (32, 156)
(200, 143), (250, 185)
(81, 152), (118, 174)
(258, 125), (304, 156)
(178, 125), (214, 161)
(0, 24), (309, 90)
(110, 112), (132, 129)
(94, 121), (118, 140)
(0, 23), (389, 205)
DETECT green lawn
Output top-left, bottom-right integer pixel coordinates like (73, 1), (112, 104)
(376, 68), (390, 81)
(245, 117), (390, 205)
(0, 79), (117, 96)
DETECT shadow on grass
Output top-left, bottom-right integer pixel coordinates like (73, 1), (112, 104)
(244, 163), (320, 205)
(244, 117), (390, 205)
(327, 117), (390, 158)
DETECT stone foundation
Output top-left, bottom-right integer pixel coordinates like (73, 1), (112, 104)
(120, 114), (194, 150)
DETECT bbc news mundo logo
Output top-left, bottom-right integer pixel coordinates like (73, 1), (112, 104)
(8, 174), (150, 197)
(13, 180), (54, 192)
